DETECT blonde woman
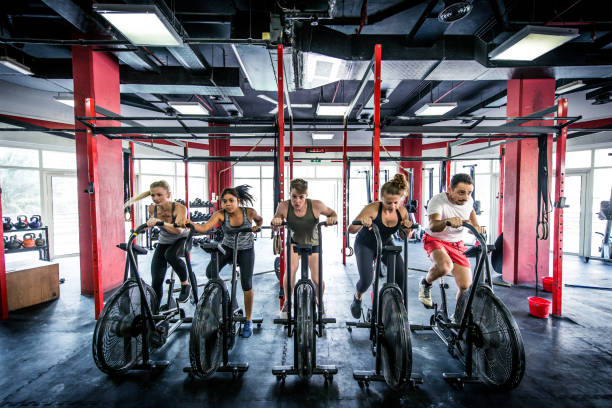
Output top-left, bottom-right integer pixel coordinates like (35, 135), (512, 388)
(125, 180), (191, 307)
(347, 173), (414, 319)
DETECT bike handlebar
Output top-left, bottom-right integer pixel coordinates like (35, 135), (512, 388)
(445, 221), (487, 246)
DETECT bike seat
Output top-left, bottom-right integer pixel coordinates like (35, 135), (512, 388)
(200, 241), (226, 255)
(382, 245), (402, 254)
(293, 244), (313, 255)
(117, 243), (148, 255)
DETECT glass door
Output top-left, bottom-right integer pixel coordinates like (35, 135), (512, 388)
(44, 174), (79, 257)
(561, 172), (588, 255)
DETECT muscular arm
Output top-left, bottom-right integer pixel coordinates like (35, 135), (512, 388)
(312, 200), (337, 225)
(247, 208), (263, 231)
(348, 202), (376, 234)
(428, 213), (447, 232)
(468, 209), (486, 235)
(191, 211), (224, 233)
(271, 200), (288, 228)
(162, 204), (186, 234)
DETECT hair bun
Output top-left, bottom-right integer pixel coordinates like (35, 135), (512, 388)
(392, 173), (408, 191)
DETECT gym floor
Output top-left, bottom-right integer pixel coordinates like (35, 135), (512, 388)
(1, 234), (611, 408)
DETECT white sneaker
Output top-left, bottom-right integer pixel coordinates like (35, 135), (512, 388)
(418, 278), (433, 308)
(279, 303), (288, 319)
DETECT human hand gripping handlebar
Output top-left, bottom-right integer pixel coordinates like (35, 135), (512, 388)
(445, 221), (487, 248)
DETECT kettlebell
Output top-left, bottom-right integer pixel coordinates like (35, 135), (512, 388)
(15, 215), (28, 230)
(7, 235), (22, 250)
(3, 217), (13, 231)
(22, 233), (36, 248)
(35, 233), (46, 247)
(29, 215), (42, 229)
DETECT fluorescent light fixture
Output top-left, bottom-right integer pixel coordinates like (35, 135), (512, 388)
(489, 25), (579, 61)
(0, 56), (33, 75)
(54, 95), (74, 107)
(555, 80), (585, 94)
(415, 102), (457, 116)
(93, 4), (183, 46)
(312, 133), (334, 140)
(316, 103), (349, 116)
(168, 102), (208, 115)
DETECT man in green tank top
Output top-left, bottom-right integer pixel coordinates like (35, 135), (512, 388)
(271, 178), (337, 318)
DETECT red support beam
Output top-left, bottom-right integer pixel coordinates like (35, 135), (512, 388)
(129, 142), (135, 231)
(84, 98), (104, 319)
(342, 122), (348, 266)
(400, 138), (423, 222)
(289, 119), (294, 180)
(553, 98), (568, 316)
(445, 143), (451, 191)
(373, 44), (381, 202)
(498, 145), (505, 236)
(185, 143), (190, 216)
(0, 178), (8, 320)
(277, 44), (286, 308)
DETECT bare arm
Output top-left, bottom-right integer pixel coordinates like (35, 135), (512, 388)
(247, 207), (263, 232)
(468, 209), (486, 235)
(189, 211), (224, 233)
(348, 202), (377, 234)
(161, 204), (186, 234)
(271, 200), (288, 228)
(398, 206), (414, 230)
(312, 200), (337, 225)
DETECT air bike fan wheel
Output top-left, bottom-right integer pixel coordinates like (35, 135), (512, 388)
(189, 284), (226, 378)
(295, 284), (315, 380)
(456, 285), (525, 390)
(92, 279), (158, 375)
(379, 289), (412, 390)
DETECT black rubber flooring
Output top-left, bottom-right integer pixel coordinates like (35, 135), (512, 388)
(1, 233), (611, 407)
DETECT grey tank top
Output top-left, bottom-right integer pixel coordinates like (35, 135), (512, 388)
(287, 199), (319, 246)
(221, 207), (254, 250)
(154, 202), (188, 244)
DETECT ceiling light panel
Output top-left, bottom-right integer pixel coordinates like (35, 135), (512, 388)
(54, 95), (74, 107)
(168, 102), (208, 115)
(312, 133), (334, 140)
(415, 102), (457, 116)
(93, 4), (183, 46)
(555, 80), (585, 94)
(489, 26), (579, 61)
(0, 57), (33, 75)
(317, 103), (349, 116)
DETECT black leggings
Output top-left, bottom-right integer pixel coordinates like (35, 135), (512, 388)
(354, 238), (405, 294)
(206, 245), (255, 292)
(151, 239), (187, 307)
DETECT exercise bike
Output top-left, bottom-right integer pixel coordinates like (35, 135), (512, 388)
(346, 221), (422, 390)
(411, 222), (525, 390)
(92, 222), (198, 375)
(186, 224), (263, 379)
(272, 221), (338, 384)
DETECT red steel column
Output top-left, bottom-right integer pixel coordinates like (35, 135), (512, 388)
(129, 142), (136, 231)
(207, 128), (231, 208)
(342, 122), (348, 265)
(445, 143), (451, 191)
(552, 98), (568, 316)
(184, 143), (189, 216)
(73, 46), (124, 305)
(498, 146), (505, 236)
(289, 119), (294, 180)
(277, 44), (286, 307)
(0, 179), (7, 319)
(400, 138), (423, 221)
(373, 44), (381, 201)
(502, 78), (555, 284)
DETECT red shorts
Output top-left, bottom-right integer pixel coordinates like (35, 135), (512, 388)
(422, 233), (471, 268)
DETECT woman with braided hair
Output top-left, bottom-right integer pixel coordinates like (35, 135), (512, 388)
(184, 185), (263, 338)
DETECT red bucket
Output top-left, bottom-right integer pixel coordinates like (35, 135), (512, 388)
(528, 296), (551, 318)
(542, 276), (553, 292)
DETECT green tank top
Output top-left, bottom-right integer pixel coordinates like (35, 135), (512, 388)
(287, 199), (319, 246)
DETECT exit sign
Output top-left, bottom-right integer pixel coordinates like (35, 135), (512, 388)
(311, 159), (321, 163)
(306, 147), (326, 153)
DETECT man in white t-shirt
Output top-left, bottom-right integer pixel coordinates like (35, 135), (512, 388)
(419, 173), (486, 308)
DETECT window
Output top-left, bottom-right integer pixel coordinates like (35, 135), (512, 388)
(42, 151), (76, 170)
(0, 168), (41, 219)
(565, 150), (592, 169)
(293, 166), (315, 178)
(594, 148), (612, 168)
(234, 165), (259, 178)
(0, 146), (39, 167)
(139, 160), (175, 175)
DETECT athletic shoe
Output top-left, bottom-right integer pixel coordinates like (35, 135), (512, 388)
(241, 321), (253, 338)
(178, 283), (191, 303)
(418, 278), (433, 308)
(279, 302), (288, 319)
(350, 296), (362, 319)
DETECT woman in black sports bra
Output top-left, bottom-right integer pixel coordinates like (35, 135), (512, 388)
(347, 173), (413, 319)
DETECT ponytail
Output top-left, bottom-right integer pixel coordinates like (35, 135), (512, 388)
(221, 184), (254, 206)
(124, 180), (171, 208)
